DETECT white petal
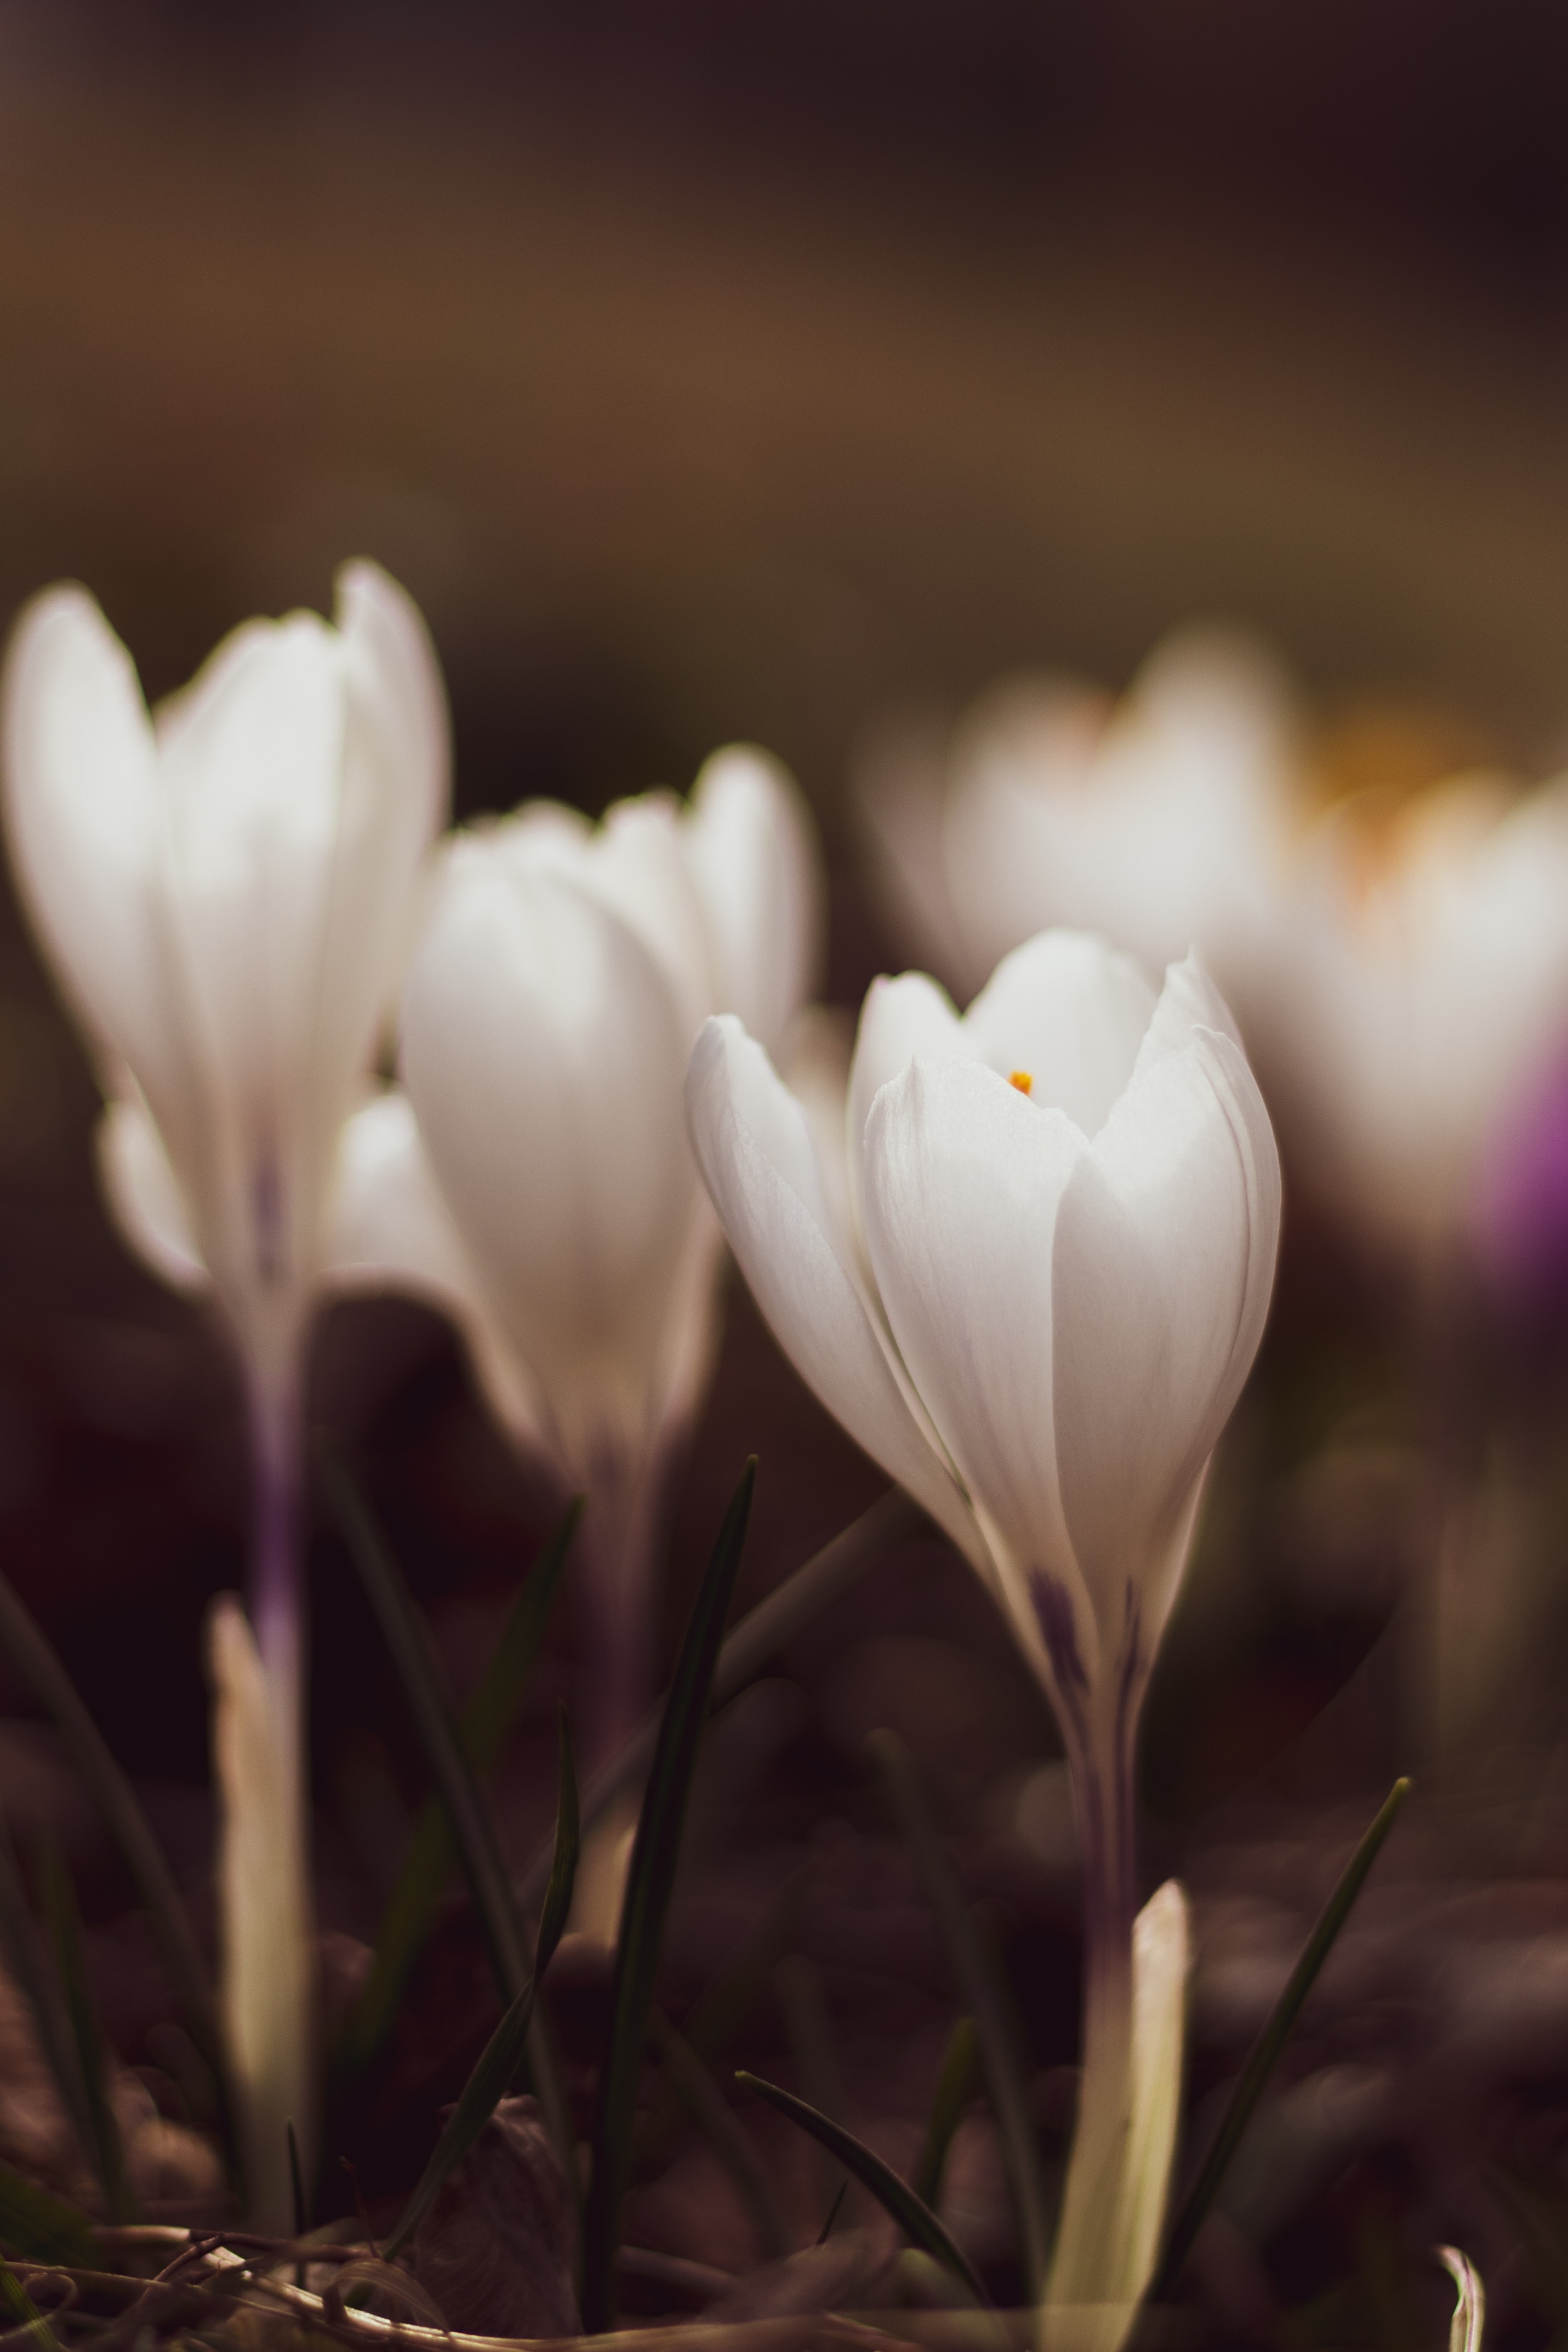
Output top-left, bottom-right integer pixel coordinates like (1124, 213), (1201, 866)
(684, 745), (823, 1055)
(301, 560), (452, 1152)
(336, 559), (450, 858)
(208, 1595), (313, 2235)
(685, 1016), (985, 1569)
(1, 586), (180, 1106)
(862, 1054), (1090, 1685)
(401, 857), (699, 1471)
(97, 1095), (210, 1294)
(847, 971), (963, 1246)
(1050, 1013), (1280, 1659)
(962, 931), (1158, 1134)
(153, 611), (351, 1294)
(326, 1089), (475, 1312)
(783, 1005), (856, 1261)
(326, 1089), (552, 1460)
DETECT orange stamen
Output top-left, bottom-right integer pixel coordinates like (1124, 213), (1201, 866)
(1009, 1070), (1033, 1095)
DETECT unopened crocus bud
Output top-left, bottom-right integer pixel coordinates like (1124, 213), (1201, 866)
(330, 748), (822, 1754)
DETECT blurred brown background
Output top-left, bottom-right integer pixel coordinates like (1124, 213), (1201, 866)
(0, 0), (1563, 2075)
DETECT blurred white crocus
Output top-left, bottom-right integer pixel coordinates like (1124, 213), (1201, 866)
(686, 930), (1280, 2338)
(1248, 772), (1568, 1257)
(1, 563), (449, 2225)
(860, 628), (1300, 1007)
(332, 747), (821, 1755)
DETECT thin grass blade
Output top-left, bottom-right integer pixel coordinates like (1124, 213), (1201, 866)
(36, 1840), (135, 2223)
(736, 2071), (989, 2307)
(914, 2015), (980, 2209)
(383, 1727), (580, 2264)
(515, 1488), (921, 1915)
(0, 1809), (98, 2197)
(1152, 1776), (1411, 2298)
(579, 1459), (756, 2333)
(1438, 2246), (1485, 2352)
(0, 2251), (54, 2352)
(0, 2168), (93, 2268)
(336, 1500), (578, 2075)
(319, 1440), (529, 2001)
(0, 1573), (224, 2086)
(868, 1729), (1051, 2300)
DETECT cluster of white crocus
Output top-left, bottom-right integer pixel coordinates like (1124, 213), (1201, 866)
(0, 567), (820, 2226)
(865, 630), (1568, 1269)
(687, 931), (1282, 2332)
(330, 750), (822, 1751)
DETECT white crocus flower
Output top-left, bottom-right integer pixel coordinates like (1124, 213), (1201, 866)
(1, 563), (449, 2228)
(685, 929), (1279, 2338)
(331, 747), (822, 1754)
(860, 629), (1299, 1009)
(1247, 773), (1568, 1256)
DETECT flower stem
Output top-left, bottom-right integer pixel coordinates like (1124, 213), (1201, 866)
(221, 1351), (315, 2227)
(1048, 1719), (1139, 2322)
(578, 1451), (664, 1769)
(247, 1365), (305, 1752)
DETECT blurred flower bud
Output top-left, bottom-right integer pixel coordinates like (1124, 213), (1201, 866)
(328, 748), (822, 1750)
(859, 628), (1299, 1006)
(1251, 772), (1568, 1255)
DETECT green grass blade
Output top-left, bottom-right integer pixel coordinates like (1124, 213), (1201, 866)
(0, 1572), (225, 2088)
(0, 2250), (55, 2352)
(335, 1501), (578, 2075)
(579, 1459), (756, 2333)
(914, 2015), (980, 2209)
(868, 1730), (1051, 2301)
(0, 2167), (93, 2268)
(383, 1725), (580, 2264)
(535, 1712), (579, 1984)
(0, 1810), (98, 2197)
(319, 1440), (529, 2003)
(1152, 1776), (1411, 2298)
(36, 1840), (135, 2223)
(736, 2071), (989, 2308)
(514, 1488), (920, 1915)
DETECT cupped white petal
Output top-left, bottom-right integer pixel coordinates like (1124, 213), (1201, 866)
(98, 1094), (210, 1294)
(335, 559), (450, 859)
(962, 930), (1158, 1134)
(327, 1089), (476, 1315)
(401, 858), (698, 1471)
(684, 746), (823, 1055)
(152, 611), (351, 1299)
(847, 972), (963, 1245)
(685, 1016), (984, 1569)
(489, 793), (719, 1043)
(861, 1055), (1089, 1689)
(1050, 1017), (1280, 1660)
(1, 587), (179, 1103)
(305, 561), (452, 1138)
(326, 1089), (552, 1458)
